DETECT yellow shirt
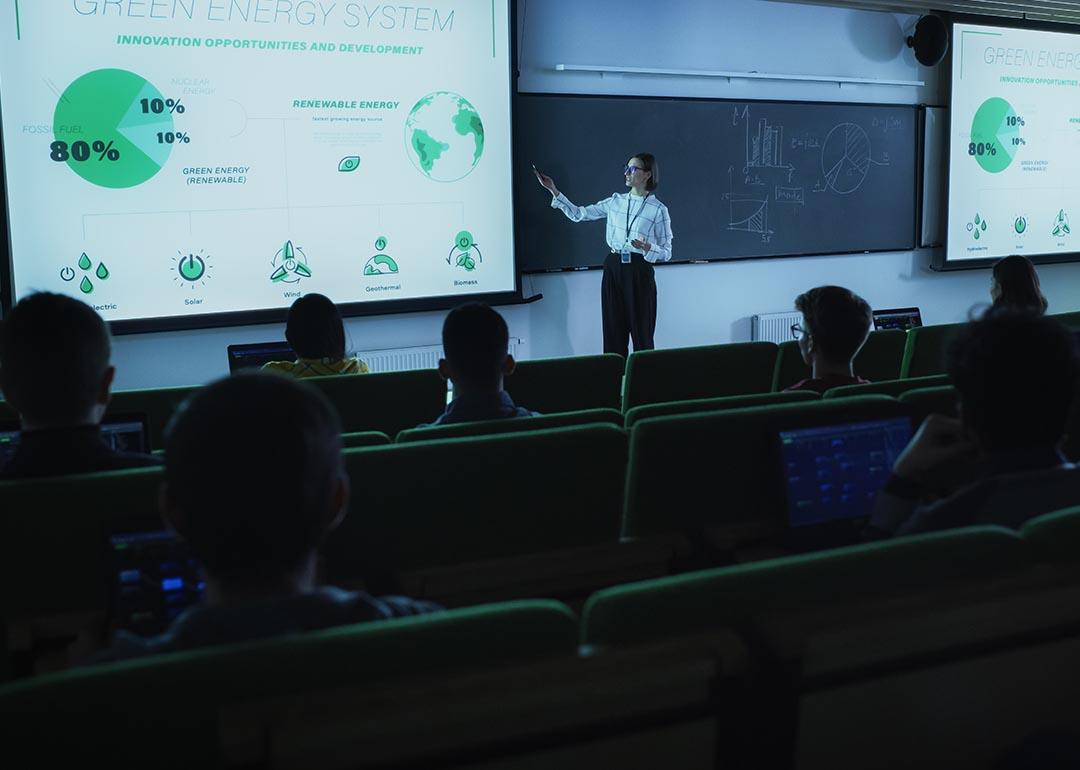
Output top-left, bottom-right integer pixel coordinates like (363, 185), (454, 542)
(262, 356), (369, 378)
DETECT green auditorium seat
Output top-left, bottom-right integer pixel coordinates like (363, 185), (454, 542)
(0, 400), (18, 423)
(504, 353), (625, 414)
(623, 395), (906, 541)
(899, 322), (965, 378)
(1051, 310), (1080, 330)
(0, 468), (163, 675)
(1021, 506), (1080, 566)
(340, 431), (392, 448)
(304, 369), (448, 436)
(397, 408), (623, 442)
(772, 330), (907, 391)
(582, 526), (1025, 648)
(107, 384), (199, 450)
(622, 342), (778, 411)
(0, 601), (579, 767)
(898, 385), (958, 425)
(325, 425), (628, 588)
(624, 390), (818, 430)
(823, 373), (950, 399)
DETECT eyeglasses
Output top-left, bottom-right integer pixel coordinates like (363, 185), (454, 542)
(624, 165), (644, 175)
(791, 323), (807, 340)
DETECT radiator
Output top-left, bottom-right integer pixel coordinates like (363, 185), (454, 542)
(354, 339), (521, 374)
(751, 311), (802, 345)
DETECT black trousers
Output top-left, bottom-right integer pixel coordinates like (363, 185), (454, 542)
(601, 251), (657, 358)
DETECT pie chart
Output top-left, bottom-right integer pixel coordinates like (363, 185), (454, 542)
(52, 68), (175, 188)
(970, 97), (1020, 174)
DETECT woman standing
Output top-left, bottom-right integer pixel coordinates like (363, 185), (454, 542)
(534, 154), (673, 357)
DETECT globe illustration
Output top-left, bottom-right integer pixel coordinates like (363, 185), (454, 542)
(404, 91), (484, 182)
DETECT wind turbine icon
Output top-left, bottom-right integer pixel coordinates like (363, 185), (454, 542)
(270, 240), (312, 283)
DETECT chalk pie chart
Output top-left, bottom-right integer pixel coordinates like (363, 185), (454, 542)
(969, 97), (1021, 174)
(52, 68), (176, 188)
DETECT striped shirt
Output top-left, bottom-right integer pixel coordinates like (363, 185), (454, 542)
(262, 356), (369, 378)
(551, 191), (673, 263)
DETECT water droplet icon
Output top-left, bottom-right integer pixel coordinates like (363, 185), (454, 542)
(974, 230), (980, 240)
(96, 263), (110, 280)
(974, 214), (981, 225)
(78, 253), (92, 270)
(79, 276), (94, 293)
(981, 220), (987, 231)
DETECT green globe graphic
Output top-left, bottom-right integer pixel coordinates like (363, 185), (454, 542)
(404, 91), (484, 182)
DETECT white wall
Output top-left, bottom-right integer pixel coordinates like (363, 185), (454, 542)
(110, 0), (1080, 388)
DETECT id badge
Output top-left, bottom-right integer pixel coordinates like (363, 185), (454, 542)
(619, 247), (631, 264)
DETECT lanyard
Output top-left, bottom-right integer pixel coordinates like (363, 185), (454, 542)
(625, 193), (650, 243)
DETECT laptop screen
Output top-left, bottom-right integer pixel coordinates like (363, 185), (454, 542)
(872, 307), (923, 331)
(107, 529), (203, 637)
(0, 414), (148, 466)
(226, 341), (295, 374)
(780, 417), (914, 528)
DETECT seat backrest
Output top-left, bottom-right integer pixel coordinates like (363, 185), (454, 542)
(624, 390), (818, 430)
(0, 600), (579, 767)
(823, 374), (950, 399)
(1050, 310), (1080, 330)
(772, 330), (907, 392)
(304, 369), (448, 435)
(396, 408), (623, 442)
(582, 526), (1025, 647)
(340, 431), (392, 448)
(623, 342), (778, 411)
(0, 468), (162, 622)
(0, 399), (17, 423)
(968, 467), (1080, 532)
(1021, 505), (1080, 565)
(900, 322), (966, 378)
(324, 425), (627, 581)
(898, 385), (958, 425)
(504, 354), (625, 413)
(107, 385), (200, 450)
(623, 395), (905, 538)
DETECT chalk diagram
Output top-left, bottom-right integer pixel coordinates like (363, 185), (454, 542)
(725, 166), (774, 242)
(816, 122), (888, 196)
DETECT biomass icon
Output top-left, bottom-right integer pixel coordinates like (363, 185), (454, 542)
(447, 230), (482, 272)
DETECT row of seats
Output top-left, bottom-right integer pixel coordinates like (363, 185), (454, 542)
(10, 389), (1079, 677)
(3, 513), (1080, 767)
(3, 314), (1078, 448)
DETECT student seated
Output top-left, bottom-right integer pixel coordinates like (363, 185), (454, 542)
(0, 293), (160, 479)
(263, 293), (369, 378)
(785, 285), (873, 394)
(868, 310), (1079, 537)
(990, 254), (1048, 315)
(96, 374), (438, 661)
(428, 303), (538, 425)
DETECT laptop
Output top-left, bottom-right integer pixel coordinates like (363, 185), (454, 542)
(0, 413), (149, 466)
(872, 307), (923, 331)
(226, 341), (295, 373)
(779, 417), (914, 531)
(106, 528), (203, 637)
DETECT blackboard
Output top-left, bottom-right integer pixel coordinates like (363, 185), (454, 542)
(514, 95), (918, 272)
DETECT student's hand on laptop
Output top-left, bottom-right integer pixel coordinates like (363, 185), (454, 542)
(892, 414), (978, 489)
